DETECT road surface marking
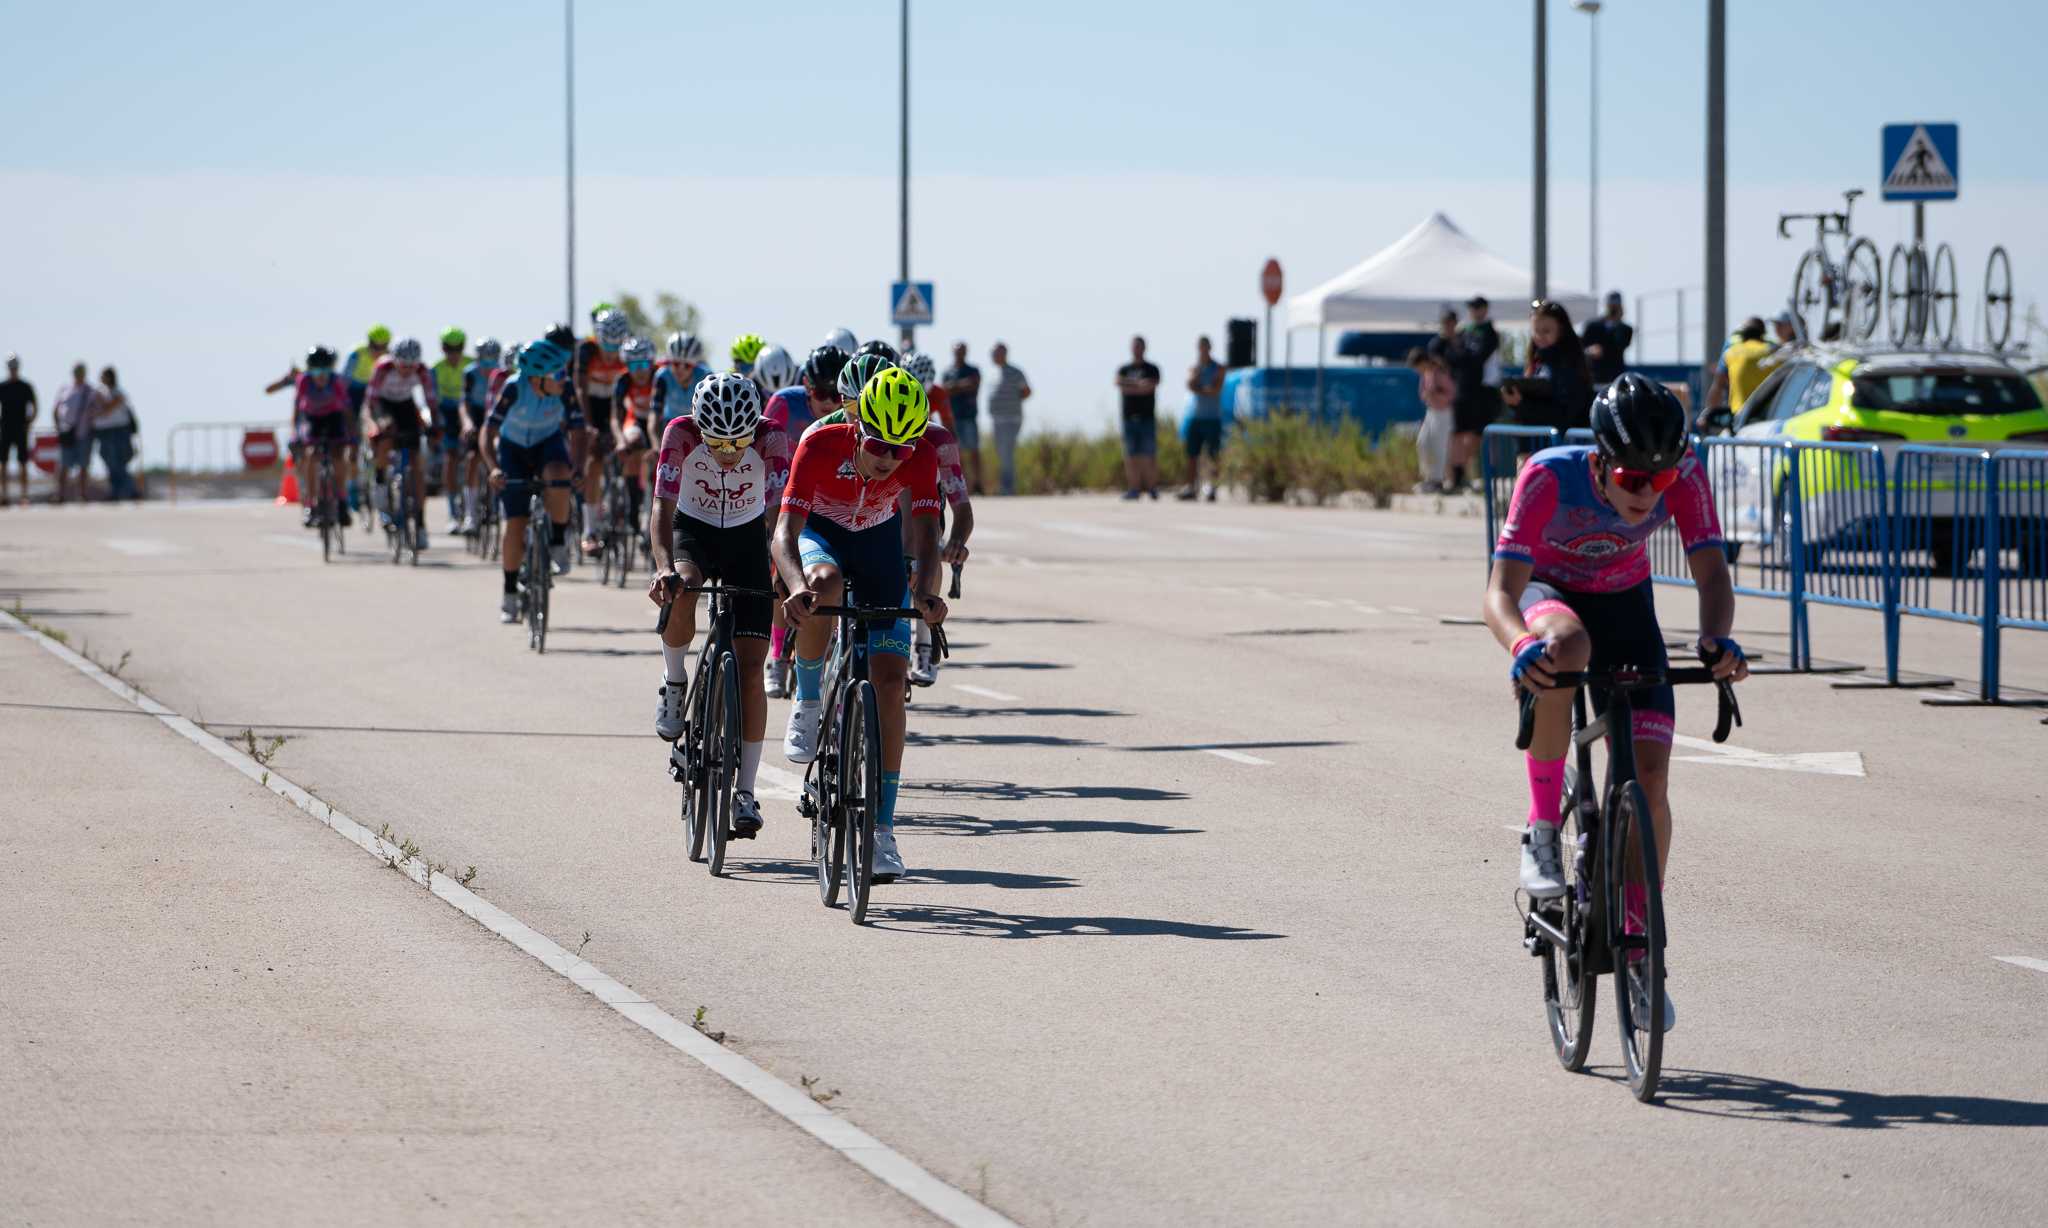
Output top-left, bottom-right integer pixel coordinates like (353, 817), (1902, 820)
(1039, 520), (1142, 541)
(1202, 748), (1272, 765)
(1387, 604), (1420, 615)
(752, 763), (806, 801)
(1994, 956), (2048, 975)
(954, 684), (1020, 702)
(1349, 604), (1383, 615)
(1, 609), (1018, 1228)
(1303, 598), (1336, 608)
(1670, 733), (1865, 777)
(103, 537), (182, 556)
(1186, 524), (1272, 541)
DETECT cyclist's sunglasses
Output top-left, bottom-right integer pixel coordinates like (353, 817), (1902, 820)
(704, 432), (754, 455)
(1607, 462), (1681, 495)
(628, 360), (653, 373)
(858, 429), (914, 461)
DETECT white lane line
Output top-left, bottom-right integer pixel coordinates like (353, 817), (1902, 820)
(1038, 520), (1142, 541)
(0, 609), (1017, 1228)
(1993, 956), (2048, 975)
(1387, 604), (1420, 615)
(1186, 524), (1272, 542)
(1349, 604), (1383, 615)
(1670, 733), (1866, 777)
(953, 684), (1020, 703)
(263, 533), (322, 552)
(1202, 748), (1272, 765)
(751, 762), (806, 802)
(103, 537), (183, 556)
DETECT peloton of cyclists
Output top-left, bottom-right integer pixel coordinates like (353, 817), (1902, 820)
(482, 335), (586, 622)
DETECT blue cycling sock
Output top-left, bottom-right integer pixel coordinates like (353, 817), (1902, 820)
(879, 771), (902, 830)
(795, 654), (825, 703)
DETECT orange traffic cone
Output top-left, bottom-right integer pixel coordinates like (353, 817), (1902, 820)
(276, 453), (299, 505)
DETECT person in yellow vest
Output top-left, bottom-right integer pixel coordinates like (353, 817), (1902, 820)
(1701, 317), (1773, 431)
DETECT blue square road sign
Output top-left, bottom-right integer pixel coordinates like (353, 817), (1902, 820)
(1881, 123), (1958, 202)
(890, 281), (934, 327)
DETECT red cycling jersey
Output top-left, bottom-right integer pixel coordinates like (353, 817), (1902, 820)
(780, 422), (940, 532)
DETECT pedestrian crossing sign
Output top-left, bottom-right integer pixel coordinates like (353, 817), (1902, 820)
(1881, 123), (1958, 202)
(890, 281), (934, 326)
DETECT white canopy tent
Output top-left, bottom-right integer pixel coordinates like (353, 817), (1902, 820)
(1281, 213), (1595, 413)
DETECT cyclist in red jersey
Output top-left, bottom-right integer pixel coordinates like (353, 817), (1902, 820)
(576, 308), (633, 553)
(612, 336), (658, 535)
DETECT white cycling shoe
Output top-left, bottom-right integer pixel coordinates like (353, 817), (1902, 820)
(550, 541), (572, 576)
(909, 643), (937, 687)
(655, 681), (687, 741)
(1519, 823), (1567, 900)
(783, 701), (823, 764)
(764, 655), (789, 699)
(1628, 963), (1678, 1033)
(498, 592), (520, 624)
(871, 828), (905, 881)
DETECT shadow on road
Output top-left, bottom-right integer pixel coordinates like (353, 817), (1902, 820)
(542, 646), (662, 658)
(942, 660), (1073, 671)
(868, 903), (1284, 941)
(1612, 1068), (2048, 1129)
(547, 625), (658, 637)
(908, 779), (1189, 803)
(1222, 627), (1357, 638)
(906, 730), (1100, 749)
(912, 703), (1131, 720)
(4, 607), (130, 619)
(905, 811), (1203, 838)
(1120, 740), (1348, 754)
(721, 859), (1079, 892)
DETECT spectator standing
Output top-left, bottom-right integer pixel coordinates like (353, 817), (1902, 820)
(985, 341), (1030, 496)
(1702, 317), (1773, 429)
(1426, 308), (1459, 367)
(1503, 300), (1595, 432)
(1114, 335), (1161, 500)
(0, 355), (36, 506)
(1580, 291), (1634, 386)
(93, 366), (139, 501)
(50, 363), (103, 505)
(1178, 335), (1226, 501)
(1407, 347), (1455, 492)
(1444, 296), (1500, 491)
(942, 341), (983, 495)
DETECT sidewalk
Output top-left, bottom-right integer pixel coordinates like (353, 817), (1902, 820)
(0, 628), (930, 1227)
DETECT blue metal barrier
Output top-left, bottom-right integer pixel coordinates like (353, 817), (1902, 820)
(1893, 446), (1994, 695)
(1479, 426), (1561, 566)
(1784, 442), (1892, 673)
(1985, 448), (2048, 705)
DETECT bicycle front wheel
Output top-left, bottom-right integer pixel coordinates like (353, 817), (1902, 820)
(1611, 780), (1666, 1102)
(1541, 762), (1598, 1072)
(1929, 242), (1958, 347)
(843, 679), (881, 925)
(1985, 246), (2014, 349)
(1844, 238), (1883, 341)
(1789, 249), (1826, 341)
(707, 651), (740, 877)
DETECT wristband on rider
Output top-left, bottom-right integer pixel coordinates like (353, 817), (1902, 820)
(1511, 633), (1543, 659)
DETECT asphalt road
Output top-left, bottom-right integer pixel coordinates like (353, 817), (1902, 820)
(4, 495), (2045, 1226)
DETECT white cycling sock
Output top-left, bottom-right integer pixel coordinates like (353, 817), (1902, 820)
(739, 740), (764, 793)
(661, 642), (689, 685)
(583, 503), (600, 535)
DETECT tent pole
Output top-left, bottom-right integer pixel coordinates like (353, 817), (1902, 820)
(1284, 328), (1294, 411)
(1315, 322), (1326, 422)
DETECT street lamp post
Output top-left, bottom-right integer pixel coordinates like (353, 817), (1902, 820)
(898, 0), (912, 351)
(1533, 0), (1548, 300)
(564, 0), (576, 328)
(1573, 0), (1601, 298)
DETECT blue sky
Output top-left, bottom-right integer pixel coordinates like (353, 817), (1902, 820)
(4, 1), (2044, 461)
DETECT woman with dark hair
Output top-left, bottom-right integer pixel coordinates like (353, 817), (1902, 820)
(1502, 300), (1595, 432)
(94, 366), (139, 501)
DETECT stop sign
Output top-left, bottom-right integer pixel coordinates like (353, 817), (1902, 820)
(30, 433), (59, 474)
(1261, 258), (1284, 307)
(241, 429), (279, 469)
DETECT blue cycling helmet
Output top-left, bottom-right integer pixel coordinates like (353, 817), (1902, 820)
(520, 337), (572, 379)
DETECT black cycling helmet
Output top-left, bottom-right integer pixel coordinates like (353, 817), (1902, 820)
(544, 323), (579, 351)
(803, 344), (851, 393)
(855, 339), (900, 364)
(305, 345), (337, 369)
(1589, 372), (1689, 471)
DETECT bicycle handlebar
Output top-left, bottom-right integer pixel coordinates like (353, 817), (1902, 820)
(948, 562), (963, 600)
(807, 604), (949, 661)
(1514, 659), (1743, 751)
(653, 575), (780, 633)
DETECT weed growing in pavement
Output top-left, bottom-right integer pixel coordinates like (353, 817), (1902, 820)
(398, 837), (421, 862)
(460, 865), (478, 888)
(239, 729), (288, 767)
(973, 1162), (992, 1203)
(377, 822), (395, 843)
(9, 599), (71, 645)
(578, 930), (592, 954)
(799, 1074), (839, 1104)
(692, 1006), (727, 1044)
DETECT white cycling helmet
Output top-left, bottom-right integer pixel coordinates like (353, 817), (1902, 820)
(692, 371), (763, 439)
(823, 327), (858, 354)
(392, 336), (423, 363)
(621, 336), (656, 366)
(474, 337), (503, 364)
(901, 349), (938, 388)
(753, 344), (798, 393)
(595, 308), (632, 348)
(666, 331), (704, 364)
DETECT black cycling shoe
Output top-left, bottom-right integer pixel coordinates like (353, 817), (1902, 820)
(731, 791), (764, 839)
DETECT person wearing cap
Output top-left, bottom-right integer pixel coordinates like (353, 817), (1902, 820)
(1701, 316), (1774, 431)
(1581, 292), (1635, 387)
(0, 355), (36, 506)
(942, 341), (983, 495)
(1445, 295), (1501, 492)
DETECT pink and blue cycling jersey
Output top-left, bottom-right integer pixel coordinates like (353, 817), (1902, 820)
(295, 372), (351, 418)
(1493, 445), (1722, 593)
(762, 385), (820, 438)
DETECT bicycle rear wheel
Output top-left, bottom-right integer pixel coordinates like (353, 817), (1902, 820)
(1611, 780), (1666, 1102)
(1844, 238), (1883, 342)
(1929, 243), (1958, 347)
(1790, 249), (1827, 341)
(1541, 762), (1598, 1071)
(843, 678), (881, 925)
(1985, 246), (2014, 349)
(707, 650), (740, 877)
(813, 713), (844, 907)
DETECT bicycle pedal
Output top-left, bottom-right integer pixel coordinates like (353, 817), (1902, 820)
(871, 872), (899, 885)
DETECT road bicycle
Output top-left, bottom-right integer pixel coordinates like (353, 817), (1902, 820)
(1780, 189), (1882, 343)
(502, 479), (554, 653)
(797, 600), (946, 925)
(597, 454), (644, 589)
(1886, 235), (1958, 348)
(1984, 245), (2015, 351)
(1515, 654), (1741, 1103)
(383, 437), (420, 566)
(657, 580), (777, 877)
(312, 440), (346, 563)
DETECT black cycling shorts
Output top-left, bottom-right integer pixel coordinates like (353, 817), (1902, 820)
(585, 396), (615, 458)
(672, 514), (772, 640)
(1519, 578), (1675, 745)
(373, 398), (424, 452)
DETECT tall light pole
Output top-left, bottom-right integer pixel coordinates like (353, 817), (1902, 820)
(897, 0), (912, 351)
(1573, 0), (1601, 297)
(1532, 0), (1548, 300)
(1705, 0), (1726, 366)
(564, 0), (577, 328)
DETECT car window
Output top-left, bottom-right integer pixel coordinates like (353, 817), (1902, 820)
(1787, 366), (1837, 417)
(1736, 367), (1796, 429)
(1765, 367), (1819, 424)
(1850, 370), (2043, 416)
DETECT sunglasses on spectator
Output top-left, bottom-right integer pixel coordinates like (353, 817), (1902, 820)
(1607, 462), (1681, 495)
(858, 429), (914, 461)
(704, 432), (754, 455)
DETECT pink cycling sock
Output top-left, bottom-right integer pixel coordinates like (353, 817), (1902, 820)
(1625, 882), (1648, 935)
(771, 625), (787, 659)
(1525, 755), (1565, 827)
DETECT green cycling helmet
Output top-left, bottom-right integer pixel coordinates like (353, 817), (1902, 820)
(857, 366), (930, 445)
(589, 301), (615, 321)
(367, 323), (392, 345)
(729, 333), (765, 365)
(439, 326), (466, 349)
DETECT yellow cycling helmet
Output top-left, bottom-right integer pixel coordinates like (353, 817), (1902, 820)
(857, 366), (930, 445)
(729, 333), (765, 365)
